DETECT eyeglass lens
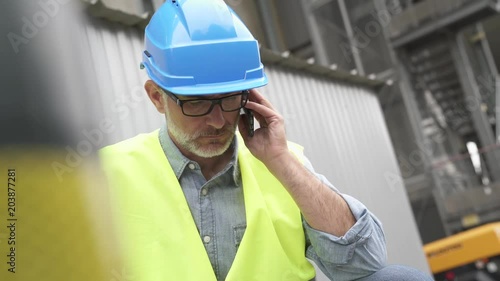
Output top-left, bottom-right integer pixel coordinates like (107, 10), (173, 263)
(182, 93), (247, 116)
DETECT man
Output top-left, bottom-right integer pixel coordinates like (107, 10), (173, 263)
(99, 0), (432, 280)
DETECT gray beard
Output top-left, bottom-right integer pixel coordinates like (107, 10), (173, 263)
(165, 113), (237, 158)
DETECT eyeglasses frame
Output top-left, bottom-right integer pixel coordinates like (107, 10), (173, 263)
(159, 88), (250, 117)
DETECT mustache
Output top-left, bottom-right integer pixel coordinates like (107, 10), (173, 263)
(194, 126), (234, 138)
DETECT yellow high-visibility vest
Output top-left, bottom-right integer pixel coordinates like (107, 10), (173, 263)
(99, 130), (315, 281)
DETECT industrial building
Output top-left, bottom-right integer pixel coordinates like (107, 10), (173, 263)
(2, 0), (500, 280)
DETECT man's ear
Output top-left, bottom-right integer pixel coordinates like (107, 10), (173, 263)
(144, 80), (166, 114)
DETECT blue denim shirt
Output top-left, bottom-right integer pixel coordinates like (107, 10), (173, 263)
(159, 126), (387, 281)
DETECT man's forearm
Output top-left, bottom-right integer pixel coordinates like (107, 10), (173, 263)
(266, 151), (356, 237)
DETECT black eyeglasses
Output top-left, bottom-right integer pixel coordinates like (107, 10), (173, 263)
(160, 88), (249, 117)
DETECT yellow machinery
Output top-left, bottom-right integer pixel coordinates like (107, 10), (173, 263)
(424, 222), (500, 280)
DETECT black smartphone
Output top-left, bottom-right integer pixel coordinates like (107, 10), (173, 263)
(242, 107), (254, 137)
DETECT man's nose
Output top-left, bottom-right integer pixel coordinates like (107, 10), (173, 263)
(205, 104), (225, 129)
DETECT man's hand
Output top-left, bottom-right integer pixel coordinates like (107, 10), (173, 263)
(238, 89), (290, 166)
(238, 89), (355, 237)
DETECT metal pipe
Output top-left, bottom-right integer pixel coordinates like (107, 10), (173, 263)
(475, 23), (500, 142)
(454, 32), (500, 182)
(497, 75), (500, 142)
(337, 0), (365, 75)
(255, 0), (280, 52)
(299, 0), (330, 66)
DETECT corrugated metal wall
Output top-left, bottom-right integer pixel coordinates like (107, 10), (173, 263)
(82, 15), (163, 145)
(262, 68), (429, 272)
(79, 12), (430, 274)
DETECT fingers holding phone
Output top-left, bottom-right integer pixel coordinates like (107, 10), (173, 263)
(243, 108), (254, 137)
(238, 89), (289, 164)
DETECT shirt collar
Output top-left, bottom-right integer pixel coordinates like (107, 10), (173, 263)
(158, 124), (241, 186)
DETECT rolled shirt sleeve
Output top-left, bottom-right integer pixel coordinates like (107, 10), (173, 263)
(302, 157), (387, 281)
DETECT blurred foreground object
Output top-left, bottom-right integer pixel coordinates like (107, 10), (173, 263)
(0, 1), (122, 280)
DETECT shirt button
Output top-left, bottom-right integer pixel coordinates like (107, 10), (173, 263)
(203, 235), (211, 243)
(188, 163), (195, 170)
(201, 188), (208, 196)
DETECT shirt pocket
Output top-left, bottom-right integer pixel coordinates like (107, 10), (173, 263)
(233, 224), (247, 249)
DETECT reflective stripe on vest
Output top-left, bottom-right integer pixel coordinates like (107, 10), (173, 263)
(99, 130), (315, 281)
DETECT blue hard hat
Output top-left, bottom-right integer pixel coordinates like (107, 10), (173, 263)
(141, 0), (268, 96)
